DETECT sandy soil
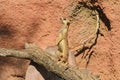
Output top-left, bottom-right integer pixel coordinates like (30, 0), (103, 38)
(0, 0), (119, 80)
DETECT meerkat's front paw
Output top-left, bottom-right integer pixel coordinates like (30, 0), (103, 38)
(57, 55), (68, 66)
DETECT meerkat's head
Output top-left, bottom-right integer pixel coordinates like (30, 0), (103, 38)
(60, 18), (70, 26)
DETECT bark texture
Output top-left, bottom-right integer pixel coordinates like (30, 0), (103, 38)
(0, 44), (99, 80)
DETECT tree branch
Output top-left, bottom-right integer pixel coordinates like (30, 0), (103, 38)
(0, 44), (99, 80)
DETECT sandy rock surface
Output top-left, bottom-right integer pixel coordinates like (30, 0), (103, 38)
(0, 0), (119, 80)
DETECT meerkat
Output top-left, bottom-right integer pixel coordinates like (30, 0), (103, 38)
(45, 18), (77, 66)
(56, 18), (70, 63)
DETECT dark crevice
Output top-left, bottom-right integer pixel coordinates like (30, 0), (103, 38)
(30, 61), (49, 80)
(30, 61), (63, 80)
(94, 5), (111, 31)
(84, 28), (100, 68)
(85, 51), (93, 68)
(75, 28), (99, 57)
(75, 47), (88, 57)
(75, 25), (100, 67)
(84, 28), (99, 57)
(88, 28), (99, 51)
(11, 74), (24, 79)
(74, 1), (111, 31)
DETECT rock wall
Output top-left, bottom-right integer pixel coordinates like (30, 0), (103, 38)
(0, 0), (119, 80)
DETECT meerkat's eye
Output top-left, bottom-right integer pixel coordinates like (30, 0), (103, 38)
(63, 18), (66, 20)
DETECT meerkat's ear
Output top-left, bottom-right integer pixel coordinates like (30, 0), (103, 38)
(60, 17), (66, 23)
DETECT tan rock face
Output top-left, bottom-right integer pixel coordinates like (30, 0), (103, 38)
(0, 57), (30, 80)
(0, 0), (70, 80)
(0, 0), (120, 80)
(25, 65), (44, 80)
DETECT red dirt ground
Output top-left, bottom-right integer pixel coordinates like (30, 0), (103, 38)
(0, 0), (119, 80)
